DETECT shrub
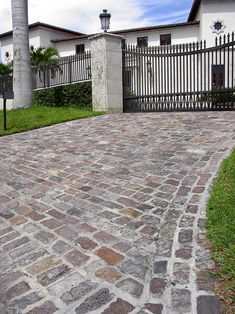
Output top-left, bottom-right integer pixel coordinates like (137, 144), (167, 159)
(200, 89), (235, 103)
(33, 81), (92, 108)
(62, 82), (92, 107)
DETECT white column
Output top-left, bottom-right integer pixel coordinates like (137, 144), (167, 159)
(89, 33), (123, 113)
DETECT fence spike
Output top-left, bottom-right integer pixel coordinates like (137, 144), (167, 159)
(232, 32), (234, 41)
(223, 34), (226, 44)
(181, 44), (184, 52)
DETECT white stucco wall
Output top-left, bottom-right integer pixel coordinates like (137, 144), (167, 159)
(55, 25), (199, 56)
(0, 27), (80, 63)
(1, 29), (40, 64)
(0, 98), (14, 110)
(55, 40), (91, 57)
(197, 0), (235, 47)
(38, 27), (79, 49)
(120, 24), (199, 46)
(0, 36), (14, 63)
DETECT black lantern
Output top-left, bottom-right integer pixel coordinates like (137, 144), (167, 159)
(99, 9), (111, 32)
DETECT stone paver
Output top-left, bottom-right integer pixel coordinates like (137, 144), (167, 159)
(0, 112), (234, 313)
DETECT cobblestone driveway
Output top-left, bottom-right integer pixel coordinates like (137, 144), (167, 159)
(0, 112), (234, 314)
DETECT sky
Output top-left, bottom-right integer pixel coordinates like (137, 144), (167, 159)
(0, 0), (194, 35)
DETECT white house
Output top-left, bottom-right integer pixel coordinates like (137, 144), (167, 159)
(0, 22), (84, 63)
(0, 0), (235, 62)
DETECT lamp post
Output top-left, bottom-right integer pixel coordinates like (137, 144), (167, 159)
(99, 9), (111, 32)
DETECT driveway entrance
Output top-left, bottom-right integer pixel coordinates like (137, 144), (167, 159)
(0, 112), (234, 313)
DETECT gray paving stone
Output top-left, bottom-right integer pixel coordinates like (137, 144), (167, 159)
(197, 295), (225, 314)
(155, 240), (173, 257)
(196, 271), (215, 292)
(48, 272), (83, 296)
(116, 278), (144, 298)
(171, 288), (191, 313)
(172, 262), (190, 285)
(27, 300), (58, 314)
(9, 292), (44, 310)
(0, 211), (15, 221)
(9, 243), (38, 259)
(120, 259), (148, 279)
(52, 240), (72, 254)
(61, 280), (98, 304)
(178, 229), (193, 244)
(75, 288), (114, 314)
(153, 261), (168, 274)
(37, 264), (70, 286)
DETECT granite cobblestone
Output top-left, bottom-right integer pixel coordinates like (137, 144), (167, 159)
(0, 112), (233, 313)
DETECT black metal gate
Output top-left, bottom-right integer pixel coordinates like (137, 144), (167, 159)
(123, 33), (235, 112)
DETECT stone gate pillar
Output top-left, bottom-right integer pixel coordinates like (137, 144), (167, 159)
(89, 33), (123, 113)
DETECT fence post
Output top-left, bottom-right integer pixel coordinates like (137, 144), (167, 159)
(3, 98), (7, 131)
(68, 58), (72, 83)
(89, 33), (124, 113)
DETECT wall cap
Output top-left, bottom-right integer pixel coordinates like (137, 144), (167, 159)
(88, 32), (124, 41)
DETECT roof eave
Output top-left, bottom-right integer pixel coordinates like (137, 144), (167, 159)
(0, 22), (85, 39)
(187, 0), (201, 22)
(51, 21), (200, 43)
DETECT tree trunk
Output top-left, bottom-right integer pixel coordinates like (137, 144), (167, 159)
(11, 0), (33, 108)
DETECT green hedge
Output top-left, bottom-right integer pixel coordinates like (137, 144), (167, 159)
(33, 81), (92, 108)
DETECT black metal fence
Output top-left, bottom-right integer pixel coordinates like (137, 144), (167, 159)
(123, 33), (235, 112)
(33, 51), (91, 89)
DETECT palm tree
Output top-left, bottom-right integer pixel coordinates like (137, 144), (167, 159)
(0, 62), (13, 76)
(11, 0), (33, 108)
(30, 46), (60, 86)
(30, 46), (59, 66)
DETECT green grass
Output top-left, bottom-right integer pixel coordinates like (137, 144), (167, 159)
(207, 148), (235, 304)
(0, 106), (103, 136)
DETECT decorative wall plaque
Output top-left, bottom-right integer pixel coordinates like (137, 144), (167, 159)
(211, 19), (226, 34)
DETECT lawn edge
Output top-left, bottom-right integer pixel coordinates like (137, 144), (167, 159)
(0, 111), (104, 137)
(200, 145), (235, 313)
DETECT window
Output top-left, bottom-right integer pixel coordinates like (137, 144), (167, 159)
(75, 44), (85, 54)
(212, 65), (225, 89)
(137, 37), (148, 48)
(160, 34), (171, 46)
